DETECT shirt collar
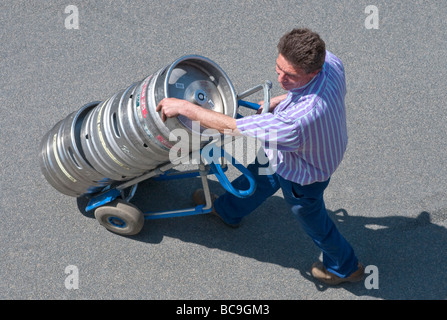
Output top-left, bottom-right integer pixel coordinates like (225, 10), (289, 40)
(289, 62), (326, 95)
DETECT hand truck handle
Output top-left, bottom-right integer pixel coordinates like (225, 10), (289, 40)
(202, 147), (256, 198)
(237, 80), (272, 114)
(238, 100), (261, 111)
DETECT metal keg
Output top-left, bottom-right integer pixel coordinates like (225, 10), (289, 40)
(39, 55), (238, 197)
(39, 101), (112, 197)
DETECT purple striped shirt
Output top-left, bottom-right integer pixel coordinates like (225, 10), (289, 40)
(236, 51), (348, 185)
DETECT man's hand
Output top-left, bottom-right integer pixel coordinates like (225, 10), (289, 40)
(256, 94), (288, 114)
(156, 97), (190, 122)
(156, 97), (238, 134)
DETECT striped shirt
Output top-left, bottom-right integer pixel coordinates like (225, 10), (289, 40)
(236, 51), (348, 185)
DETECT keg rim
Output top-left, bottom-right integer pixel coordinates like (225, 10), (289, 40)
(164, 54), (238, 120)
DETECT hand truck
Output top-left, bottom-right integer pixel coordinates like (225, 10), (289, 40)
(83, 81), (272, 236)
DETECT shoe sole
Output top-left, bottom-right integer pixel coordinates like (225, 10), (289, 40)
(193, 189), (239, 228)
(312, 262), (365, 285)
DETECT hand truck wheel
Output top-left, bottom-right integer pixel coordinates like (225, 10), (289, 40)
(94, 199), (144, 236)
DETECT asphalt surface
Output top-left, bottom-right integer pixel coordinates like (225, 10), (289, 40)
(1, 0), (446, 300)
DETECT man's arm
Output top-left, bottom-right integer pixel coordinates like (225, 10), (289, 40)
(156, 93), (289, 133)
(156, 98), (239, 134)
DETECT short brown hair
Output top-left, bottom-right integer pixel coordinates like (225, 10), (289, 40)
(277, 28), (326, 74)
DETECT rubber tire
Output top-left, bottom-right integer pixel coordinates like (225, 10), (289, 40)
(94, 199), (144, 236)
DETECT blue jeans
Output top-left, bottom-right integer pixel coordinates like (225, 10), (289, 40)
(214, 158), (359, 278)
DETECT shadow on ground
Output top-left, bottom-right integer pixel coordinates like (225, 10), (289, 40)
(77, 176), (447, 300)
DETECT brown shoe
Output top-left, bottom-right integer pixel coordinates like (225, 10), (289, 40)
(192, 189), (239, 228)
(192, 189), (218, 212)
(311, 261), (365, 285)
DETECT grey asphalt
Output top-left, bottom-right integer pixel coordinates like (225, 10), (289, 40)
(1, 0), (446, 300)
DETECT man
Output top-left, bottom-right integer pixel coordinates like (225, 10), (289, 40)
(157, 28), (363, 285)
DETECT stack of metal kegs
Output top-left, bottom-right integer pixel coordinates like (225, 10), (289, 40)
(39, 55), (238, 197)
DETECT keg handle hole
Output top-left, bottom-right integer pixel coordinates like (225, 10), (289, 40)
(112, 113), (121, 138)
(68, 147), (82, 169)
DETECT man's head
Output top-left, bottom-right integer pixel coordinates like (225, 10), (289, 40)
(276, 28), (326, 90)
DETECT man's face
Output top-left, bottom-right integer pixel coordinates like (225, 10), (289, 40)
(276, 54), (319, 91)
